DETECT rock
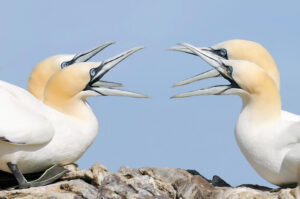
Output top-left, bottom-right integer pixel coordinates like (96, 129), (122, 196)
(91, 162), (108, 187)
(0, 163), (299, 199)
(98, 166), (175, 199)
(0, 179), (98, 199)
(61, 164), (94, 183)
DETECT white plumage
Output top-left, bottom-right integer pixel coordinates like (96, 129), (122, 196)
(0, 46), (147, 176)
(170, 41), (300, 186)
(0, 79), (98, 173)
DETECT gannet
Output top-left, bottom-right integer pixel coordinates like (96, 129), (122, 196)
(168, 39), (280, 89)
(28, 41), (116, 101)
(170, 42), (300, 186)
(0, 47), (148, 188)
(169, 39), (300, 122)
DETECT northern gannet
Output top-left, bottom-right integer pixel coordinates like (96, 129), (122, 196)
(170, 42), (300, 186)
(168, 39), (280, 89)
(0, 47), (148, 188)
(28, 41), (116, 101)
(169, 39), (300, 122)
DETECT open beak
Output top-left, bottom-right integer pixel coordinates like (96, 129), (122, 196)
(170, 43), (243, 98)
(85, 47), (150, 98)
(168, 45), (221, 86)
(172, 70), (220, 87)
(62, 41), (116, 67)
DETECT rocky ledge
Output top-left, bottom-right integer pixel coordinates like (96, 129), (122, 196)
(0, 163), (299, 199)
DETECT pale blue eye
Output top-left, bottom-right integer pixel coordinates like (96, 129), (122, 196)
(61, 62), (68, 69)
(90, 68), (96, 77)
(227, 66), (233, 76)
(219, 48), (227, 58)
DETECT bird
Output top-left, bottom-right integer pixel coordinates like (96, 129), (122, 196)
(28, 41), (117, 101)
(168, 39), (280, 89)
(169, 42), (300, 187)
(0, 46), (149, 188)
(169, 39), (300, 122)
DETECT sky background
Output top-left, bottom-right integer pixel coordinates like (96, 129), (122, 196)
(0, 1), (300, 187)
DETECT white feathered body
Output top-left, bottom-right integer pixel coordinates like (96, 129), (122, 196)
(235, 107), (300, 185)
(0, 80), (98, 173)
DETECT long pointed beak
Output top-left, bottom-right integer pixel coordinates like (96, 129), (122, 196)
(73, 41), (116, 62)
(63, 41), (116, 67)
(91, 87), (149, 98)
(168, 45), (221, 87)
(177, 43), (227, 74)
(167, 45), (210, 55)
(170, 43), (242, 98)
(91, 46), (145, 82)
(173, 69), (220, 87)
(92, 80), (123, 87)
(171, 85), (248, 98)
(171, 85), (232, 98)
(87, 46), (149, 98)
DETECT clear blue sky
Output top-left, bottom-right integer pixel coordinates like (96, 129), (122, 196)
(1, 1), (300, 187)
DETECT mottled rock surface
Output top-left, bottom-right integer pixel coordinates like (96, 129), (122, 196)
(0, 163), (299, 199)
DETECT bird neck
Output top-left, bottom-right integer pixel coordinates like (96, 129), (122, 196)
(240, 89), (281, 125)
(44, 95), (94, 120)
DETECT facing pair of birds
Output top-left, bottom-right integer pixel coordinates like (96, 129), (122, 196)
(0, 40), (299, 188)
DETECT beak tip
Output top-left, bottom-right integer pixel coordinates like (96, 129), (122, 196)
(139, 94), (151, 99)
(177, 42), (185, 46)
(166, 47), (175, 51)
(138, 46), (145, 50)
(107, 41), (116, 44)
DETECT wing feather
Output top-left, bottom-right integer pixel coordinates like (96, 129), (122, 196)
(0, 81), (54, 145)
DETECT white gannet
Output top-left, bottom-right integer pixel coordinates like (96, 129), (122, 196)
(168, 39), (280, 89)
(0, 47), (148, 188)
(170, 42), (300, 186)
(169, 39), (300, 122)
(28, 41), (117, 101)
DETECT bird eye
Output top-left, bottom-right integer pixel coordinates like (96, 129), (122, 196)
(227, 66), (233, 76)
(61, 62), (68, 69)
(89, 68), (97, 77)
(217, 48), (228, 59)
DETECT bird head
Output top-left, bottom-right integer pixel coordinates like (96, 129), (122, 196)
(44, 46), (149, 116)
(171, 43), (279, 100)
(168, 39), (279, 89)
(28, 41), (115, 100)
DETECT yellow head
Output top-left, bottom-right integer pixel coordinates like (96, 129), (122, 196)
(223, 60), (279, 97)
(43, 47), (148, 119)
(28, 54), (74, 100)
(44, 62), (97, 103)
(223, 60), (281, 120)
(169, 39), (280, 89)
(212, 40), (279, 88)
(27, 41), (116, 100)
(171, 43), (281, 121)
